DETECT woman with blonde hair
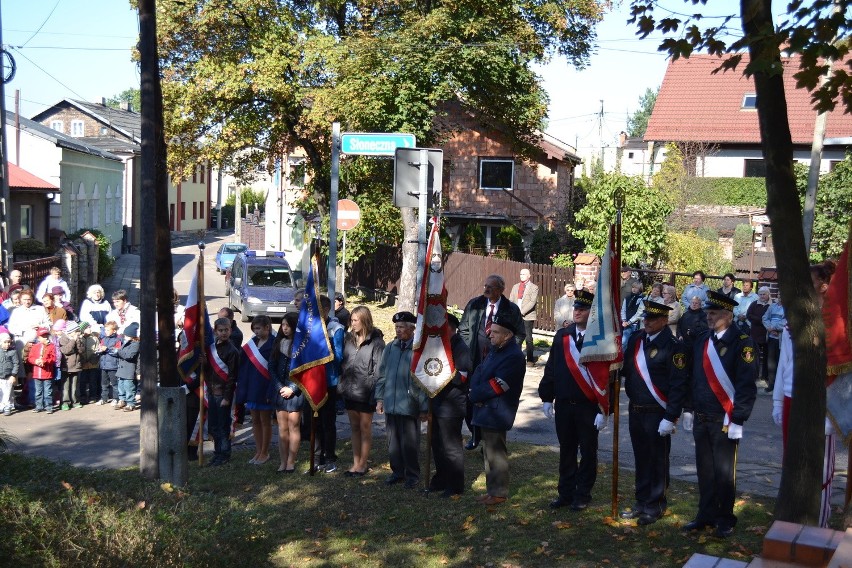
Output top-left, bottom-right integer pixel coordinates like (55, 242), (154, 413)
(338, 305), (385, 476)
(79, 284), (111, 334)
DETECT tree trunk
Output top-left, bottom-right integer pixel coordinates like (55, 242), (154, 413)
(742, 0), (826, 524)
(398, 207), (419, 312)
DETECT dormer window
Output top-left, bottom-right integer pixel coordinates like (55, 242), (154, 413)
(741, 94), (757, 109)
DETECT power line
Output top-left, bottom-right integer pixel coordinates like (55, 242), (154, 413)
(4, 28), (136, 40)
(19, 0), (63, 48)
(12, 45), (133, 51)
(8, 46), (89, 104)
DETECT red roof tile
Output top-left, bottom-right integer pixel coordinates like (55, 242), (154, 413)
(645, 54), (852, 144)
(7, 163), (58, 190)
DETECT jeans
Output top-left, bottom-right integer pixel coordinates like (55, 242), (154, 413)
(207, 393), (233, 460)
(34, 379), (53, 411)
(101, 369), (118, 402)
(118, 378), (136, 405)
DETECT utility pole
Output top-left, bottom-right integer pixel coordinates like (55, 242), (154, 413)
(598, 100), (605, 167)
(0, 6), (14, 279)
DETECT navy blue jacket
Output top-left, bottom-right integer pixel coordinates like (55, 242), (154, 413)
(235, 335), (276, 406)
(621, 326), (689, 423)
(539, 324), (597, 405)
(470, 338), (526, 431)
(687, 325), (758, 425)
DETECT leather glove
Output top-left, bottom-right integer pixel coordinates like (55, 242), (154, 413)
(772, 403), (783, 426)
(825, 417), (834, 436)
(657, 418), (675, 437)
(681, 412), (694, 432)
(727, 423), (743, 440)
(180, 385), (190, 395)
(594, 413), (606, 431)
(542, 402), (554, 419)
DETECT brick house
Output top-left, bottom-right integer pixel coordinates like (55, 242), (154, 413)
(30, 99), (210, 251)
(435, 101), (581, 256)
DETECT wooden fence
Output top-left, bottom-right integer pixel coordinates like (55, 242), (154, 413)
(12, 256), (62, 291)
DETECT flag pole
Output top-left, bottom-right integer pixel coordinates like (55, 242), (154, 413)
(424, 398), (433, 491)
(611, 195), (625, 517)
(309, 253), (321, 476)
(197, 242), (207, 467)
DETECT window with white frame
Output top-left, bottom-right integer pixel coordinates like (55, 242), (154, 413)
(71, 120), (85, 137)
(20, 205), (32, 238)
(479, 158), (515, 190)
(741, 93), (757, 109)
(105, 186), (113, 224)
(76, 183), (87, 229)
(91, 184), (100, 228)
(50, 120), (64, 134)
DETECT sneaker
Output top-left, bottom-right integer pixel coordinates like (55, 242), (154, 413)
(61, 403), (70, 411)
(96, 400), (106, 406)
(323, 462), (338, 473)
(47, 408), (55, 414)
(112, 400), (119, 408)
(135, 394), (141, 403)
(116, 401), (127, 410)
(33, 408), (43, 413)
(3, 409), (11, 416)
(123, 405), (136, 412)
(74, 403), (83, 409)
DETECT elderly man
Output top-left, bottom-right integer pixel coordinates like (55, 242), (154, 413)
(553, 282), (575, 329)
(682, 291), (757, 538)
(458, 274), (525, 450)
(469, 314), (526, 505)
(620, 301), (689, 525)
(375, 311), (428, 489)
(509, 268), (540, 364)
(4, 269), (23, 294)
(539, 289), (607, 511)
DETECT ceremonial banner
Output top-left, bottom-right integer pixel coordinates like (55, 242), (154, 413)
(177, 268), (214, 385)
(411, 217), (455, 397)
(289, 260), (333, 413)
(579, 226), (623, 414)
(824, 230), (852, 443)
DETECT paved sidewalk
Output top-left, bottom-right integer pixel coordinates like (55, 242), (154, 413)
(2, 236), (848, 510)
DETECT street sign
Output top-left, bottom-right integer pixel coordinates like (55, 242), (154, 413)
(393, 147), (443, 208)
(341, 132), (416, 156)
(337, 199), (361, 231)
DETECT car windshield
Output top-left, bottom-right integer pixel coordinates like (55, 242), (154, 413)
(223, 244), (247, 254)
(247, 268), (292, 287)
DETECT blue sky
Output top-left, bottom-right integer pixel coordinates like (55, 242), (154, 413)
(2, 1), (759, 152)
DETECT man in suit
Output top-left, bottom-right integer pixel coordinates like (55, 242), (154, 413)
(538, 289), (607, 511)
(458, 274), (525, 450)
(682, 290), (758, 538)
(509, 268), (540, 364)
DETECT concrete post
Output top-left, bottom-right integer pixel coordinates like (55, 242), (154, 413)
(156, 386), (188, 486)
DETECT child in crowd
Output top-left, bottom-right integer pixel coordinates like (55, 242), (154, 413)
(114, 322), (140, 411)
(78, 322), (101, 404)
(0, 332), (20, 416)
(202, 318), (240, 466)
(59, 322), (85, 410)
(52, 319), (66, 409)
(98, 321), (122, 406)
(27, 327), (56, 413)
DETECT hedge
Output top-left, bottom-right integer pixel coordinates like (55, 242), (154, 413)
(685, 177), (767, 206)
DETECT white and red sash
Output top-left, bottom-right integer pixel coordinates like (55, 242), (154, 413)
(703, 338), (735, 426)
(242, 340), (270, 380)
(634, 339), (667, 408)
(210, 346), (230, 382)
(562, 333), (605, 403)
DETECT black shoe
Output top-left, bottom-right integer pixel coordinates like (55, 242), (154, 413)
(550, 496), (572, 509)
(441, 489), (462, 498)
(385, 475), (402, 485)
(569, 500), (590, 511)
(638, 514), (660, 526)
(464, 439), (479, 451)
(404, 480), (418, 489)
(714, 525), (734, 538)
(620, 508), (642, 519)
(682, 520), (712, 532)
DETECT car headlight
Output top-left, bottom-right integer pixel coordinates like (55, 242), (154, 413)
(246, 297), (263, 305)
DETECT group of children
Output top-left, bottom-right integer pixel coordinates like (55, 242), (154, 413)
(0, 319), (141, 415)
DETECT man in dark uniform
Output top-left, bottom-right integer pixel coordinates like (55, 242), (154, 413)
(428, 313), (472, 497)
(539, 289), (608, 511)
(620, 301), (689, 525)
(682, 290), (758, 538)
(469, 314), (526, 505)
(458, 274), (525, 450)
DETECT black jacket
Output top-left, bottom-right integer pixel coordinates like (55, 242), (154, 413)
(539, 324), (597, 405)
(678, 308), (708, 341)
(339, 329), (385, 404)
(458, 294), (525, 370)
(432, 332), (473, 418)
(621, 326), (689, 423)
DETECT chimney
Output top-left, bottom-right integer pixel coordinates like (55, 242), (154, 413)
(120, 101), (131, 112)
(101, 97), (108, 106)
(618, 131), (627, 148)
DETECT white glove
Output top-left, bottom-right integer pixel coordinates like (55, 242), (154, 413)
(658, 419), (675, 437)
(772, 403), (783, 426)
(594, 413), (606, 431)
(727, 423), (743, 440)
(681, 412), (694, 432)
(825, 417), (835, 436)
(181, 385), (190, 395)
(542, 402), (554, 419)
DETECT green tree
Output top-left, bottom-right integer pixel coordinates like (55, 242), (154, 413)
(626, 87), (657, 138)
(630, 0), (852, 524)
(663, 231), (733, 287)
(225, 188), (267, 215)
(574, 168), (673, 266)
(798, 155), (852, 261)
(153, 0), (607, 310)
(107, 88), (141, 113)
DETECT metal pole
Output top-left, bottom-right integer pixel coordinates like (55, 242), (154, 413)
(0, 6), (13, 277)
(328, 122), (340, 299)
(416, 149), (428, 293)
(341, 229), (346, 299)
(216, 165), (223, 230)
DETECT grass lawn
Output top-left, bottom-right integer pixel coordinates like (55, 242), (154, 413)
(0, 440), (774, 567)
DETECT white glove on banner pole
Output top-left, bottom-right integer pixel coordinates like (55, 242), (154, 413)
(594, 413), (606, 431)
(658, 418), (675, 436)
(727, 423), (743, 440)
(681, 412), (694, 432)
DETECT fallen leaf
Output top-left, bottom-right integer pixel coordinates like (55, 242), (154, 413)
(243, 485), (252, 492)
(647, 530), (660, 538)
(517, 519), (529, 526)
(61, 481), (73, 491)
(698, 535), (708, 544)
(160, 482), (174, 493)
(551, 521), (571, 530)
(136, 500), (146, 509)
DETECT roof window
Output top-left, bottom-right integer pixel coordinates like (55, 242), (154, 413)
(742, 94), (757, 109)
